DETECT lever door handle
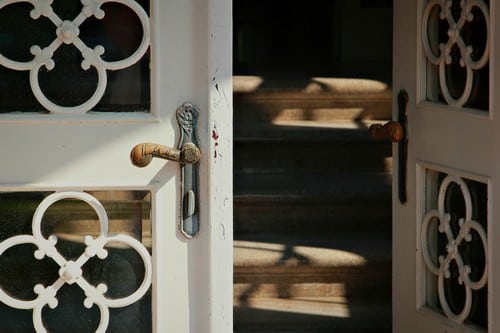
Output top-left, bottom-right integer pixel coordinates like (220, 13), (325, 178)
(130, 142), (201, 167)
(369, 121), (404, 143)
(130, 103), (201, 238)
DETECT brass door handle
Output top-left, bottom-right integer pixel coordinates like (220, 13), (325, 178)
(130, 142), (201, 167)
(369, 121), (404, 143)
(130, 103), (201, 238)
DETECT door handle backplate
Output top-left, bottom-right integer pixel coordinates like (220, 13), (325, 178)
(131, 103), (201, 238)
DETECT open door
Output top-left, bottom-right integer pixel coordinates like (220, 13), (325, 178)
(0, 0), (232, 332)
(393, 0), (494, 331)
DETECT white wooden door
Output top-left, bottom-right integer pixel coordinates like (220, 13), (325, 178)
(0, 0), (232, 332)
(393, 0), (493, 332)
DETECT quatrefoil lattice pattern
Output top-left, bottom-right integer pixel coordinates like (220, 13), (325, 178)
(420, 175), (488, 323)
(0, 191), (152, 333)
(0, 0), (150, 114)
(422, 0), (489, 107)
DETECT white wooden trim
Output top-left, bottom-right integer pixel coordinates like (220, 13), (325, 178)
(206, 0), (233, 331)
(489, 0), (500, 330)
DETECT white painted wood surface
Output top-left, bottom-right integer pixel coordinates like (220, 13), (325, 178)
(393, 0), (494, 332)
(0, 0), (233, 331)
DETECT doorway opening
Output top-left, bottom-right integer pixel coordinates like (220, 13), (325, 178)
(233, 1), (394, 332)
(233, 0), (392, 80)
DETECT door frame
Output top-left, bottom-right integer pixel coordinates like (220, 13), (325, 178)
(202, 0), (233, 331)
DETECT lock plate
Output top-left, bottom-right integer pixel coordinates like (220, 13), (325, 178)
(177, 103), (200, 238)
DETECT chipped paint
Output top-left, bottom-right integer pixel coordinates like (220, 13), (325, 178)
(212, 126), (220, 159)
(206, 1), (233, 330)
(220, 222), (226, 240)
(212, 128), (219, 140)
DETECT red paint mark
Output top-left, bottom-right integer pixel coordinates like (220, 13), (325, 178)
(212, 128), (219, 159)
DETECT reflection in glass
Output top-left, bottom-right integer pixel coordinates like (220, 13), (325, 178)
(423, 0), (489, 110)
(0, 191), (152, 332)
(0, 0), (150, 113)
(422, 171), (487, 328)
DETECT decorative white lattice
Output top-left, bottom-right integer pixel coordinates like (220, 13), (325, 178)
(422, 0), (489, 107)
(0, 191), (152, 333)
(421, 175), (488, 323)
(0, 0), (150, 114)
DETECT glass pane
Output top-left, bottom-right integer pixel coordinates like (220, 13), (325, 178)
(422, 0), (489, 110)
(0, 0), (150, 113)
(421, 170), (487, 328)
(0, 191), (152, 332)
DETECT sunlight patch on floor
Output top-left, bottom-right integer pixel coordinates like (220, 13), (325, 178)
(234, 240), (368, 267)
(235, 296), (352, 318)
(271, 119), (386, 129)
(233, 75), (390, 94)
